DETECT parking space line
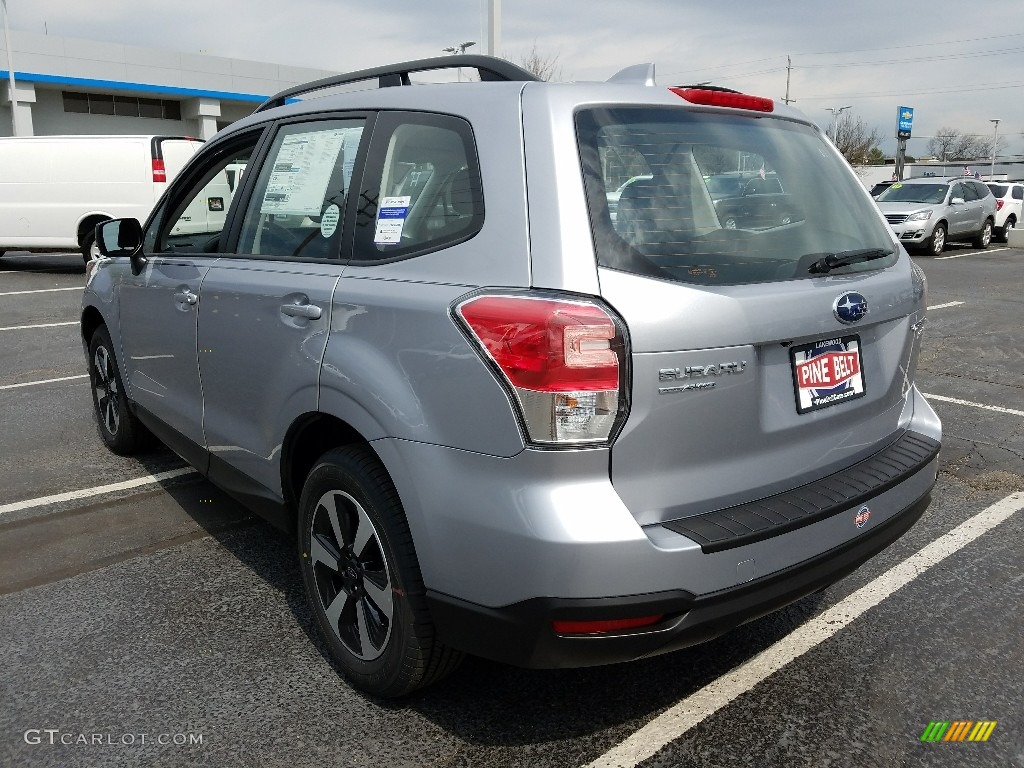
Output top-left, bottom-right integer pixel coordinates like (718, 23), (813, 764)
(0, 321), (79, 332)
(584, 491), (1024, 768)
(935, 247), (1009, 260)
(0, 375), (89, 391)
(0, 467), (198, 517)
(926, 301), (964, 310)
(922, 393), (1024, 418)
(0, 287), (82, 296)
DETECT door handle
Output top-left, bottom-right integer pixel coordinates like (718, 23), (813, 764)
(280, 302), (322, 320)
(174, 288), (198, 305)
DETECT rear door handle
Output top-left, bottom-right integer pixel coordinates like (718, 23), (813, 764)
(174, 288), (198, 305)
(280, 302), (322, 320)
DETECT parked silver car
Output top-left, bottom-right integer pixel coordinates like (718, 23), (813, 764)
(876, 176), (996, 255)
(82, 56), (940, 697)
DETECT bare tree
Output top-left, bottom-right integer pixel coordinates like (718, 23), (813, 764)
(926, 127), (988, 161)
(518, 42), (563, 81)
(829, 113), (883, 165)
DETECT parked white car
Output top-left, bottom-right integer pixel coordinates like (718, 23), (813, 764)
(986, 182), (1023, 242)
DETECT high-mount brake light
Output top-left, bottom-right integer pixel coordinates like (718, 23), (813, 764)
(456, 294), (628, 446)
(152, 158), (167, 183)
(670, 87), (774, 113)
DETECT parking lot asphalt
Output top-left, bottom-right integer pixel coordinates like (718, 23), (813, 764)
(1, 247), (1022, 768)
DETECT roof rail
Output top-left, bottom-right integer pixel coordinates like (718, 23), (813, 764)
(256, 55), (542, 112)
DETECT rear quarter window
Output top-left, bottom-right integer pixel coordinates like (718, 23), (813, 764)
(352, 112), (483, 262)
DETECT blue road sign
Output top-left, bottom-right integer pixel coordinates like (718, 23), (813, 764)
(897, 106), (914, 140)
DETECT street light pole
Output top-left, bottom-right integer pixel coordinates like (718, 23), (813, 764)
(487, 0), (500, 57)
(824, 105), (852, 143)
(442, 40), (476, 81)
(989, 119), (1000, 181)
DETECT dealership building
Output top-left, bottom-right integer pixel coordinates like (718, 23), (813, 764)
(1, 29), (336, 140)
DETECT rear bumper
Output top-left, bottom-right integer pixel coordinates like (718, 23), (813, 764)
(427, 490), (931, 669)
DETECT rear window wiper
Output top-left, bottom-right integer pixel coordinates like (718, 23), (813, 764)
(807, 248), (893, 274)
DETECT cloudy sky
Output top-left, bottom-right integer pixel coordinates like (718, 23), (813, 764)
(6, 0), (1024, 156)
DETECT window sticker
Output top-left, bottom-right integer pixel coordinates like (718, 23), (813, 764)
(320, 203), (341, 238)
(260, 128), (358, 216)
(374, 196), (411, 244)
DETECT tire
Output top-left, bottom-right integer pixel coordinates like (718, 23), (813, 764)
(972, 218), (992, 249)
(298, 446), (462, 697)
(88, 326), (146, 454)
(998, 217), (1015, 243)
(80, 228), (101, 264)
(925, 223), (946, 256)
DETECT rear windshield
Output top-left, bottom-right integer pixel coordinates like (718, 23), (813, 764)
(577, 107), (897, 286)
(987, 184), (1008, 197)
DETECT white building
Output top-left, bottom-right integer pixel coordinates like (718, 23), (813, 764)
(1, 29), (336, 140)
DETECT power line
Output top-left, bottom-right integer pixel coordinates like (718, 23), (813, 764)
(797, 31), (1024, 57)
(800, 80), (1024, 101)
(798, 47), (1023, 70)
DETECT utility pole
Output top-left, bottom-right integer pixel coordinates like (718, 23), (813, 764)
(782, 56), (795, 104)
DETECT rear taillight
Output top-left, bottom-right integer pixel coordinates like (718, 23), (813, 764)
(456, 294), (628, 446)
(670, 87), (774, 113)
(995, 199), (1004, 211)
(152, 158), (167, 183)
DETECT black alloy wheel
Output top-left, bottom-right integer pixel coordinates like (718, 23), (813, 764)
(88, 326), (145, 454)
(298, 446), (462, 697)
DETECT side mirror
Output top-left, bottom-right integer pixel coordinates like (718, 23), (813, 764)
(950, 197), (965, 206)
(96, 218), (147, 275)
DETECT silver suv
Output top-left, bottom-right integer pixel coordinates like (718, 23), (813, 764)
(876, 176), (996, 255)
(82, 56), (941, 697)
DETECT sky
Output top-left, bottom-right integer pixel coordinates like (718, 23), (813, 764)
(5, 0), (1024, 158)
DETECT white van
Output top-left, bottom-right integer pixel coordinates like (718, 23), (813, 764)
(0, 135), (203, 262)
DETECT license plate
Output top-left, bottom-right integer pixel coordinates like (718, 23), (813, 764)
(791, 335), (866, 414)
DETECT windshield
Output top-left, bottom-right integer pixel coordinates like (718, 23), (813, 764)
(877, 183), (948, 204)
(577, 107), (896, 285)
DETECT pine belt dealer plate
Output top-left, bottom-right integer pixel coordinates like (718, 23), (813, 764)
(791, 335), (866, 414)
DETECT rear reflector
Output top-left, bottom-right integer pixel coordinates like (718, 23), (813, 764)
(670, 87), (774, 113)
(152, 158), (167, 183)
(456, 294), (628, 445)
(553, 615), (664, 635)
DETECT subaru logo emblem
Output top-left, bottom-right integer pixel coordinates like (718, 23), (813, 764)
(834, 292), (868, 324)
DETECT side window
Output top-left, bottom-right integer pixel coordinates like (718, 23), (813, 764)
(962, 182), (980, 201)
(949, 183), (963, 202)
(353, 113), (483, 261)
(237, 119), (366, 260)
(1014, 186), (1023, 201)
(144, 134), (259, 254)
